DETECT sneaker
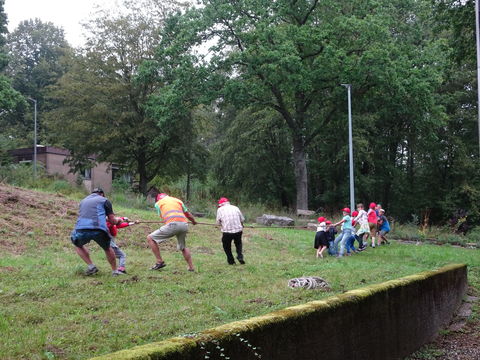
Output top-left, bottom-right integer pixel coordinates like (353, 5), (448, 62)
(117, 267), (127, 274)
(151, 262), (166, 270)
(85, 266), (99, 276)
(112, 270), (125, 276)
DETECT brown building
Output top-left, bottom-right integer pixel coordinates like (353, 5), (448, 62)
(10, 146), (114, 193)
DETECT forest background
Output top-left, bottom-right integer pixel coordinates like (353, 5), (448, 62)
(0, 0), (479, 230)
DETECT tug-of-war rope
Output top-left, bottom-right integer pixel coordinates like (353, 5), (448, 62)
(287, 277), (331, 290)
(136, 220), (310, 229)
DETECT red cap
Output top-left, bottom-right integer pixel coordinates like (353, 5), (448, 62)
(342, 207), (351, 214)
(218, 197), (229, 205)
(352, 211), (359, 217)
(326, 220), (332, 225)
(369, 202), (376, 209)
(156, 193), (167, 201)
(317, 216), (326, 223)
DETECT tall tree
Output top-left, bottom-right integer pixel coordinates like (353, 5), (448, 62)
(47, 0), (187, 194)
(150, 0), (448, 211)
(0, 0), (24, 122)
(3, 18), (70, 145)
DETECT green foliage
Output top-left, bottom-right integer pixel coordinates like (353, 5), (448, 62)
(3, 18), (71, 145)
(46, 0), (191, 194)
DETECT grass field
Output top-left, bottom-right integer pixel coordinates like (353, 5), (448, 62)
(0, 186), (479, 360)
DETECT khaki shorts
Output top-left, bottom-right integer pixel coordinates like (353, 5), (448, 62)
(368, 222), (377, 237)
(149, 222), (189, 250)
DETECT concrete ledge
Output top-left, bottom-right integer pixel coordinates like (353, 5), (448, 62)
(91, 264), (467, 360)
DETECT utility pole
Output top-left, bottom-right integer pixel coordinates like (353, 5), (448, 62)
(341, 84), (355, 211)
(27, 97), (37, 179)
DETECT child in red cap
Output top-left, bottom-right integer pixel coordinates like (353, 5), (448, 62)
(332, 208), (354, 257)
(314, 216), (328, 258)
(326, 220), (337, 256)
(367, 202), (378, 247)
(107, 216), (138, 274)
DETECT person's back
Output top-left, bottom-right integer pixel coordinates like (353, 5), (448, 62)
(155, 196), (188, 224)
(216, 202), (244, 233)
(75, 193), (110, 233)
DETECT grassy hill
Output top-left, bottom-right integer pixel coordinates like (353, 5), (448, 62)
(0, 184), (479, 360)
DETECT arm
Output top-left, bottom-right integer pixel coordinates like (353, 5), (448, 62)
(333, 219), (345, 227)
(185, 211), (197, 225)
(104, 200), (121, 225)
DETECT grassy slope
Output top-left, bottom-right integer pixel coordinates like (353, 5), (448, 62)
(0, 184), (479, 360)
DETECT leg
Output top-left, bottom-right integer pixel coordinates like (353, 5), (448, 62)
(148, 235), (164, 264)
(333, 232), (343, 255)
(111, 241), (126, 269)
(222, 233), (235, 264)
(104, 247), (117, 271)
(319, 246), (326, 258)
(75, 245), (93, 265)
(181, 248), (194, 271)
(233, 232), (244, 263)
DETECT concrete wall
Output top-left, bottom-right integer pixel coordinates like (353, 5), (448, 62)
(90, 264), (467, 360)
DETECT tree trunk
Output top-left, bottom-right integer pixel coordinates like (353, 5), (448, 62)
(292, 136), (308, 210)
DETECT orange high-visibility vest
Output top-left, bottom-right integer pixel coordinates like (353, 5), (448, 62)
(155, 196), (188, 224)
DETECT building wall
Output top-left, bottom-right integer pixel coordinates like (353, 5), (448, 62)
(91, 162), (112, 193)
(45, 153), (77, 184)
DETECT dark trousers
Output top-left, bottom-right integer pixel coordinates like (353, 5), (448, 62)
(222, 231), (243, 264)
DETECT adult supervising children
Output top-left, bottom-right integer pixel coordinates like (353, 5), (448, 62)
(70, 188), (123, 276)
(216, 197), (246, 265)
(147, 193), (197, 272)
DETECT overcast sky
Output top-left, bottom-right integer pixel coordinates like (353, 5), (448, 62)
(4, 0), (119, 47)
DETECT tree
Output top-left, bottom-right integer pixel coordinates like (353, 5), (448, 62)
(2, 18), (70, 145)
(0, 0), (24, 120)
(47, 0), (188, 194)
(152, 0), (447, 211)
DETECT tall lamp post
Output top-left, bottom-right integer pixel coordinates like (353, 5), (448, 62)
(341, 84), (355, 212)
(27, 97), (37, 179)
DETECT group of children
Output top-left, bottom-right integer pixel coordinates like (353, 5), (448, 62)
(314, 202), (391, 258)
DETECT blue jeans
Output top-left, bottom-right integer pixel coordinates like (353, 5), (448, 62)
(334, 229), (353, 257)
(345, 235), (356, 253)
(328, 240), (336, 255)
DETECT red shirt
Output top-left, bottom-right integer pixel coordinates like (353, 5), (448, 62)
(367, 209), (377, 223)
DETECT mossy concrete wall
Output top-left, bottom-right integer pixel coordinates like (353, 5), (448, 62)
(91, 264), (467, 360)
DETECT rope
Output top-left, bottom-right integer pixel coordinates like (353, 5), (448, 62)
(136, 220), (311, 229)
(288, 277), (331, 290)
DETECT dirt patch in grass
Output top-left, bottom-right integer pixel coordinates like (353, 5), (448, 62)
(0, 184), (78, 253)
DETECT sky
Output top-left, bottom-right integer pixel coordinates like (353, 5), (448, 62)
(4, 0), (119, 47)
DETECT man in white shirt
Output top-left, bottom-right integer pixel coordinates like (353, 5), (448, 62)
(216, 197), (245, 265)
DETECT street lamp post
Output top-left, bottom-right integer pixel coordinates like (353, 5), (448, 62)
(341, 84), (355, 212)
(27, 97), (37, 179)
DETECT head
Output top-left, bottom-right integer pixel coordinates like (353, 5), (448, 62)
(156, 193), (168, 202)
(342, 207), (351, 216)
(369, 202), (376, 209)
(376, 204), (382, 210)
(317, 216), (326, 223)
(326, 220), (332, 226)
(217, 197), (229, 207)
(92, 188), (105, 197)
(357, 203), (364, 210)
(352, 210), (358, 217)
(379, 209), (385, 215)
